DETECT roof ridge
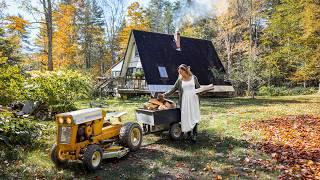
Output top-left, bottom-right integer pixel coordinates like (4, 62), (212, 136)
(132, 29), (212, 42)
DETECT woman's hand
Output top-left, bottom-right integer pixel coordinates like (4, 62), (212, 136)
(157, 93), (165, 100)
(198, 92), (206, 96)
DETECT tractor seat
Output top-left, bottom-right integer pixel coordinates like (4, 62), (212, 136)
(105, 111), (127, 123)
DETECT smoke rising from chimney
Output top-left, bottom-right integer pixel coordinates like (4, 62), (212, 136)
(173, 0), (229, 32)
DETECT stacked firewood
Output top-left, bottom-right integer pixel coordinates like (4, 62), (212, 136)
(143, 98), (176, 110)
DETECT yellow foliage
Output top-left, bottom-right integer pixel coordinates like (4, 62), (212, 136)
(5, 16), (30, 34)
(301, 1), (320, 40)
(4, 16), (30, 51)
(53, 3), (79, 69)
(118, 2), (150, 54)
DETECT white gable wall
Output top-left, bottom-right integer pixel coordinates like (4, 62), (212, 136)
(128, 43), (142, 68)
(120, 33), (142, 77)
(111, 60), (123, 77)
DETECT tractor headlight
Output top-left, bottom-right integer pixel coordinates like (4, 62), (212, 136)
(66, 117), (72, 124)
(58, 117), (64, 124)
(59, 126), (72, 144)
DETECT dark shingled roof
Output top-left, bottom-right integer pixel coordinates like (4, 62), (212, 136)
(132, 30), (228, 85)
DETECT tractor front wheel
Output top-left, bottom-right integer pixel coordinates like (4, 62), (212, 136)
(83, 144), (103, 171)
(119, 122), (143, 151)
(50, 144), (67, 167)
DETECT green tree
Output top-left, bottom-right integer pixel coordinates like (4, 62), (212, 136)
(261, 0), (320, 87)
(146, 0), (174, 33)
(0, 28), (25, 104)
(77, 0), (106, 75)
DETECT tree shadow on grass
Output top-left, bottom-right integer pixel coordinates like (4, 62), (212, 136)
(61, 147), (168, 179)
(71, 131), (278, 179)
(143, 131), (278, 179)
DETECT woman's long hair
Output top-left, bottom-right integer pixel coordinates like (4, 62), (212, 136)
(178, 64), (193, 79)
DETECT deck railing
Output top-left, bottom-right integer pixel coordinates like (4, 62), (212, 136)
(114, 77), (148, 90)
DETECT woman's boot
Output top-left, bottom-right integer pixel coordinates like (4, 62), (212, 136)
(190, 124), (198, 142)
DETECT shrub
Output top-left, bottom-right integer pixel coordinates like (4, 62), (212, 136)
(258, 86), (317, 96)
(0, 111), (45, 145)
(24, 70), (92, 113)
(0, 57), (25, 105)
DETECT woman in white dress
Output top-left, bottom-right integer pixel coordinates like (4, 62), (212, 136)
(158, 64), (201, 142)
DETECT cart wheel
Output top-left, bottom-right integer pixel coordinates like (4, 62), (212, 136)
(50, 144), (67, 167)
(170, 123), (183, 140)
(83, 144), (103, 171)
(120, 122), (143, 151)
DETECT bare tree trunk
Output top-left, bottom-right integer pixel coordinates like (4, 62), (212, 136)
(101, 0), (125, 66)
(226, 33), (232, 78)
(100, 48), (105, 76)
(247, 0), (253, 97)
(247, 17), (252, 96)
(268, 71), (271, 87)
(42, 0), (53, 71)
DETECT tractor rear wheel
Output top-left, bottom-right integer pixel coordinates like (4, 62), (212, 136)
(119, 122), (142, 151)
(50, 144), (67, 167)
(83, 144), (103, 171)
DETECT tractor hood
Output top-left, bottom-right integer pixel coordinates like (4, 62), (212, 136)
(57, 108), (103, 125)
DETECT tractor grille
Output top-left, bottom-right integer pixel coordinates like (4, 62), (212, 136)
(59, 126), (72, 144)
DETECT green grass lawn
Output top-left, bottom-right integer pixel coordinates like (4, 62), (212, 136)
(1, 95), (319, 179)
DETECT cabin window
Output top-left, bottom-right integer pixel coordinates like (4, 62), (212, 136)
(158, 66), (168, 78)
(134, 44), (139, 57)
(126, 67), (134, 77)
(112, 71), (120, 77)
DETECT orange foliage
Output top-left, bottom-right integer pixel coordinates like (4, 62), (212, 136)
(53, 3), (79, 69)
(5, 16), (30, 34)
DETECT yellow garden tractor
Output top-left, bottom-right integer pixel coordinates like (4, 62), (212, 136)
(50, 108), (142, 171)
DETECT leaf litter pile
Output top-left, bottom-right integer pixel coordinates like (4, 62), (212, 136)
(243, 115), (320, 179)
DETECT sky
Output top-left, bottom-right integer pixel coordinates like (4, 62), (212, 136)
(2, 0), (155, 52)
(3, 0), (223, 53)
(4, 0), (153, 22)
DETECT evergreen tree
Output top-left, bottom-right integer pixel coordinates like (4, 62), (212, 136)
(146, 0), (174, 33)
(76, 0), (106, 74)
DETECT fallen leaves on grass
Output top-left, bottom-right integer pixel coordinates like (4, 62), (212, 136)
(203, 162), (214, 172)
(243, 115), (320, 179)
(175, 162), (186, 168)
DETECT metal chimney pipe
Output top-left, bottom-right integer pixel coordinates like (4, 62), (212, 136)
(174, 32), (181, 51)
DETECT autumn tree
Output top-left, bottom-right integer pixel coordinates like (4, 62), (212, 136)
(22, 0), (54, 71)
(41, 0), (54, 71)
(34, 22), (49, 70)
(118, 2), (150, 55)
(4, 15), (30, 58)
(261, 0), (320, 87)
(292, 0), (320, 86)
(53, 2), (79, 69)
